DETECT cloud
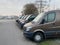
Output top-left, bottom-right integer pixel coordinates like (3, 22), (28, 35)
(0, 0), (59, 16)
(0, 0), (19, 16)
(0, 0), (36, 15)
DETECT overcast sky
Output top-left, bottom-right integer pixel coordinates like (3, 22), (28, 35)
(0, 0), (60, 16)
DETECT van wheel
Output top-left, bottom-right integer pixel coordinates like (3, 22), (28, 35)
(33, 32), (44, 42)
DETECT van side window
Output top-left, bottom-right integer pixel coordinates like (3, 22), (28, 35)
(44, 15), (48, 23)
(44, 12), (56, 23)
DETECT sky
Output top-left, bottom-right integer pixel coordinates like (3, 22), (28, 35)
(0, 0), (60, 16)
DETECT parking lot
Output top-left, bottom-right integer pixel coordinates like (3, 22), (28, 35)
(0, 20), (36, 45)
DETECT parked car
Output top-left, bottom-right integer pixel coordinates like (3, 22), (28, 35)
(19, 14), (36, 29)
(23, 10), (60, 42)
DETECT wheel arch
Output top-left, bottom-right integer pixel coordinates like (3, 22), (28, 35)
(33, 29), (46, 39)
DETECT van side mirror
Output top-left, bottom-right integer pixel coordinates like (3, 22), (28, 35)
(40, 19), (45, 24)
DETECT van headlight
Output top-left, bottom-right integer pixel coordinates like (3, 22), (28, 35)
(26, 27), (32, 31)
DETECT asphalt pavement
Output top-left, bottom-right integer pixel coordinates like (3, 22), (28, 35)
(0, 20), (36, 45)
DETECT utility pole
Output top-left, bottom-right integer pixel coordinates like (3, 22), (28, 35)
(35, 0), (50, 13)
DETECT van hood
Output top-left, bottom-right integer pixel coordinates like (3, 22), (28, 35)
(24, 22), (38, 27)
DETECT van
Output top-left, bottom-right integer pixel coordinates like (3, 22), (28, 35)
(16, 15), (23, 22)
(16, 15), (28, 23)
(19, 14), (36, 29)
(23, 10), (60, 42)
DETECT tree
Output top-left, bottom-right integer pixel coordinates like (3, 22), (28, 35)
(23, 3), (38, 15)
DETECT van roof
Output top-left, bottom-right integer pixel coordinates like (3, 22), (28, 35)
(46, 10), (60, 13)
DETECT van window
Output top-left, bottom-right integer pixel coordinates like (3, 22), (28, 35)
(21, 15), (25, 19)
(28, 15), (35, 21)
(19, 15), (23, 19)
(26, 15), (31, 20)
(24, 15), (28, 19)
(29, 15), (35, 19)
(44, 12), (56, 23)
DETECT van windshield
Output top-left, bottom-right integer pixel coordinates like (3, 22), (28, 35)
(19, 15), (23, 19)
(26, 15), (31, 20)
(32, 13), (44, 23)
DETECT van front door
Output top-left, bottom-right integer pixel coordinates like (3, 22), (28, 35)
(40, 12), (57, 38)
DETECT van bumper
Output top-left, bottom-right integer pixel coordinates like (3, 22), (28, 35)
(16, 20), (20, 23)
(19, 22), (25, 29)
(23, 31), (34, 38)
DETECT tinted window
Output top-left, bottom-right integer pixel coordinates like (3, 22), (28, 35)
(21, 15), (25, 19)
(24, 15), (28, 19)
(48, 13), (56, 22)
(44, 12), (56, 23)
(44, 15), (48, 23)
(29, 15), (35, 19)
(28, 15), (36, 21)
(19, 15), (23, 19)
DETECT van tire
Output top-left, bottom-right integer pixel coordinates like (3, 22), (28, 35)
(33, 32), (44, 42)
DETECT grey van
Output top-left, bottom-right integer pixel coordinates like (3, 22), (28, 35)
(19, 14), (36, 29)
(16, 15), (28, 23)
(23, 10), (60, 42)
